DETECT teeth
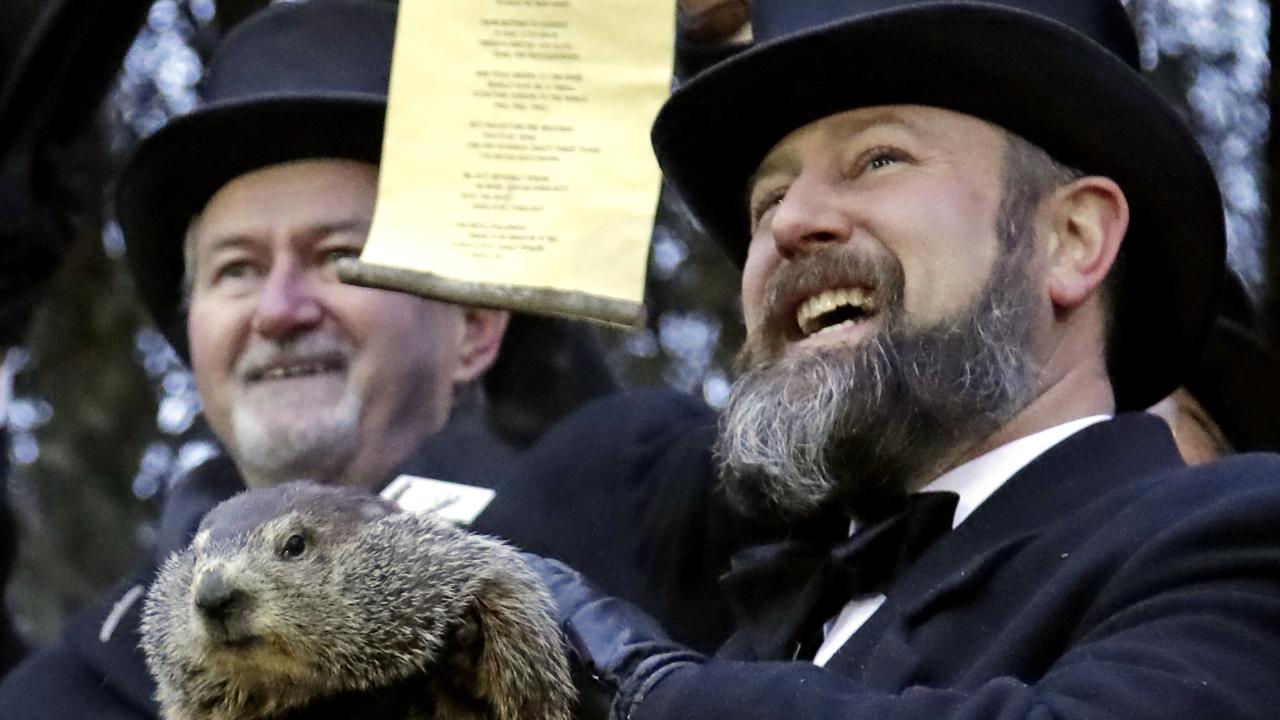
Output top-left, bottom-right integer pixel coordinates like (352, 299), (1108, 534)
(796, 287), (874, 337)
(256, 363), (334, 381)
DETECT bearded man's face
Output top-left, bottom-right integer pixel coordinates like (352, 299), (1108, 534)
(719, 106), (1047, 522)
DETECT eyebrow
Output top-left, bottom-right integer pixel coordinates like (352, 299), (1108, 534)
(746, 155), (796, 199)
(746, 110), (927, 193)
(200, 218), (373, 257)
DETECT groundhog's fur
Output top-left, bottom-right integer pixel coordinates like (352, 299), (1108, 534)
(140, 481), (574, 720)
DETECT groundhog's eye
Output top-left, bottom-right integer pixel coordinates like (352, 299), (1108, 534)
(281, 534), (307, 559)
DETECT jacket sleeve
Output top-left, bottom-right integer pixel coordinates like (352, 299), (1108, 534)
(634, 478), (1280, 720)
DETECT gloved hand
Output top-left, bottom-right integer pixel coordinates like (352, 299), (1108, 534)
(522, 553), (707, 720)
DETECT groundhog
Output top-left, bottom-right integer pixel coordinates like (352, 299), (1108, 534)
(140, 481), (574, 720)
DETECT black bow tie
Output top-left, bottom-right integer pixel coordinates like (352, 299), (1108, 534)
(717, 491), (960, 661)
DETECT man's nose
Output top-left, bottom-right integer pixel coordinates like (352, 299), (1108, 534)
(769, 174), (852, 260)
(250, 262), (323, 338)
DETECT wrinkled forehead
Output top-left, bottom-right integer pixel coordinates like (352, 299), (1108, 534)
(749, 104), (1008, 188)
(190, 158), (378, 250)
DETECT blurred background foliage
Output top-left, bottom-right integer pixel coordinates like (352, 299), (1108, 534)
(0, 0), (1273, 645)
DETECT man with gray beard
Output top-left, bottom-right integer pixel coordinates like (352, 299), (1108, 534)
(522, 1), (1280, 719)
(718, 150), (1045, 521)
(0, 2), (742, 717)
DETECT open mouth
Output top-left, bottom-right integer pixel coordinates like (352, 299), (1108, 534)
(795, 286), (878, 339)
(243, 355), (346, 383)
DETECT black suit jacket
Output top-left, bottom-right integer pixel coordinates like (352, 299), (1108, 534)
(637, 414), (1280, 720)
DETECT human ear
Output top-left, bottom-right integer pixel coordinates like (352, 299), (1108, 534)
(452, 308), (511, 383)
(1044, 176), (1129, 310)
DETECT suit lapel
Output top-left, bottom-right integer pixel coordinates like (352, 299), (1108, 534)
(825, 414), (1184, 682)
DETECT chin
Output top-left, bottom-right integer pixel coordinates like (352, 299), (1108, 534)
(232, 405), (362, 483)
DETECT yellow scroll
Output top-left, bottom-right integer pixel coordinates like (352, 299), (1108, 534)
(339, 0), (678, 327)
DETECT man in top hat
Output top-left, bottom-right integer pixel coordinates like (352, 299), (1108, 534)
(521, 1), (1280, 718)
(0, 0), (751, 715)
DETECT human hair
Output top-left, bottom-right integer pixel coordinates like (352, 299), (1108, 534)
(998, 129), (1126, 340)
(997, 130), (1085, 241)
(180, 211), (201, 311)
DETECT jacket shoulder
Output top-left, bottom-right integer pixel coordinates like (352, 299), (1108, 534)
(1126, 452), (1280, 515)
(0, 575), (156, 720)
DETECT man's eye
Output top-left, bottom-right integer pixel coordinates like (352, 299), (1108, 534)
(750, 188), (787, 227)
(209, 260), (259, 285)
(322, 248), (362, 264)
(860, 147), (909, 174)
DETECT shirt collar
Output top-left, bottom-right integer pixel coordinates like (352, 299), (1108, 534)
(922, 415), (1111, 529)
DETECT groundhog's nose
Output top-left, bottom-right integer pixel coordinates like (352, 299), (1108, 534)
(194, 569), (248, 620)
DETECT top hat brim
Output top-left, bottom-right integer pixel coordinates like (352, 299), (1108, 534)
(652, 4), (1225, 411)
(115, 93), (386, 360)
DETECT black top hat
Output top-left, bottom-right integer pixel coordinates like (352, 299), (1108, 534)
(115, 0), (395, 359)
(652, 0), (1225, 412)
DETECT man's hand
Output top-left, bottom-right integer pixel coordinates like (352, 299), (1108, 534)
(677, 0), (750, 44)
(523, 553), (707, 720)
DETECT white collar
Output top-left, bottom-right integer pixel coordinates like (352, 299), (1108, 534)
(922, 414), (1111, 529)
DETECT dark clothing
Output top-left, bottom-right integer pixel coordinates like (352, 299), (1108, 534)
(0, 426), (25, 675)
(635, 414), (1280, 720)
(476, 388), (762, 652)
(0, 388), (740, 719)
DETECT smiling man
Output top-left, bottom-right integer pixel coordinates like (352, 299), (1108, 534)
(183, 159), (494, 490)
(0, 2), (743, 717)
(525, 1), (1280, 719)
(0, 4), (510, 716)
(718, 106), (1058, 521)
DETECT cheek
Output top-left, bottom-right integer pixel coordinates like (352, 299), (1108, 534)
(186, 300), (243, 438)
(352, 297), (464, 431)
(740, 239), (778, 330)
(343, 292), (462, 382)
(893, 188), (1000, 318)
(186, 300), (240, 383)
(901, 252), (993, 320)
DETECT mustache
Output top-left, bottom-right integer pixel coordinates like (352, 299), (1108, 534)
(234, 333), (353, 382)
(743, 246), (907, 368)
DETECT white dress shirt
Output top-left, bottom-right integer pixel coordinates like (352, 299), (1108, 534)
(811, 415), (1110, 667)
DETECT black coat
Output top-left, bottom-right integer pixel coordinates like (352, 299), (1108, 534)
(0, 427), (25, 675)
(0, 388), (743, 719)
(634, 414), (1280, 720)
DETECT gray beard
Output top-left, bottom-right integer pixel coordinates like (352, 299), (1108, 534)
(229, 333), (363, 488)
(231, 390), (361, 488)
(715, 240), (1040, 524)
